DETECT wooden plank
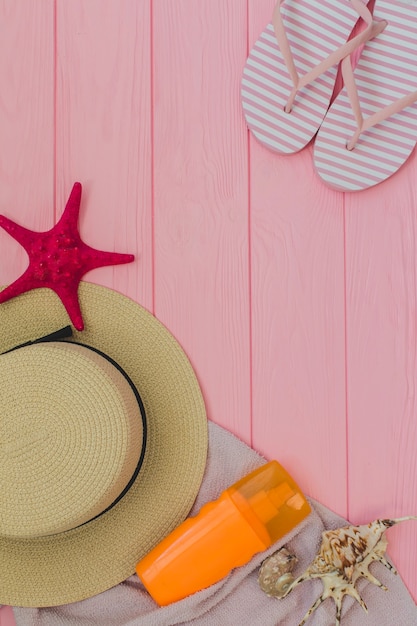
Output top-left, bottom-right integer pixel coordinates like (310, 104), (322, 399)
(55, 0), (152, 310)
(346, 152), (417, 601)
(152, 0), (251, 440)
(0, 605), (15, 626)
(0, 0), (55, 286)
(248, 0), (348, 514)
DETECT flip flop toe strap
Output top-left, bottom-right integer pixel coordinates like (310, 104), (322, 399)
(272, 0), (381, 113)
(342, 45), (417, 150)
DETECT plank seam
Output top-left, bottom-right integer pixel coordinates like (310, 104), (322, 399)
(247, 0), (254, 447)
(343, 192), (350, 520)
(53, 0), (57, 219)
(150, 0), (155, 316)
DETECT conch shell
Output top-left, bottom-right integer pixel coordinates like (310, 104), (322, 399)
(258, 516), (416, 626)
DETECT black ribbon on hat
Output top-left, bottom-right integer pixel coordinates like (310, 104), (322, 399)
(1, 325), (73, 354)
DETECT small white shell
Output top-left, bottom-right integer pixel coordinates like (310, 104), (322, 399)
(258, 547), (297, 598)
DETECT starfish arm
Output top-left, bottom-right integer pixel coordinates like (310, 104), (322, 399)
(56, 182), (82, 231)
(52, 281), (84, 331)
(81, 244), (135, 271)
(0, 270), (38, 303)
(0, 215), (40, 250)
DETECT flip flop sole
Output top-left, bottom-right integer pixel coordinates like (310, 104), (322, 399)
(241, 0), (367, 155)
(314, 1), (417, 191)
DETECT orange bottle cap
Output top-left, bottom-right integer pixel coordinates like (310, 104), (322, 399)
(228, 461), (310, 544)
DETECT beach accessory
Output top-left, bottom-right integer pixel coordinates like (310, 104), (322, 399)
(259, 516), (417, 625)
(0, 182), (134, 330)
(12, 423), (417, 626)
(241, 0), (380, 155)
(0, 282), (208, 607)
(136, 460), (311, 605)
(314, 0), (417, 191)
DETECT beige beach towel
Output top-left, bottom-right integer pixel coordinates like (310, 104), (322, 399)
(13, 422), (417, 626)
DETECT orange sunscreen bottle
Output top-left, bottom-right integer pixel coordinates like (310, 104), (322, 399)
(136, 460), (311, 605)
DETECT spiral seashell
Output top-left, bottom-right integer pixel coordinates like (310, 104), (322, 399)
(258, 547), (297, 597)
(258, 516), (417, 626)
(273, 572), (295, 598)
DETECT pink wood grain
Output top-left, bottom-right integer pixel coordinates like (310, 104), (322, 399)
(152, 0), (252, 440)
(248, 0), (348, 515)
(345, 149), (417, 599)
(0, 606), (15, 626)
(55, 0), (152, 311)
(0, 0), (55, 286)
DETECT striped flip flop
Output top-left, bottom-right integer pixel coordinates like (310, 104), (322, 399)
(241, 0), (377, 155)
(314, 0), (417, 192)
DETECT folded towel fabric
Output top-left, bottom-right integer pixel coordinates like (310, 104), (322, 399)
(13, 422), (417, 626)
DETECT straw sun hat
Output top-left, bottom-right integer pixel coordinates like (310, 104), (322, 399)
(0, 282), (208, 607)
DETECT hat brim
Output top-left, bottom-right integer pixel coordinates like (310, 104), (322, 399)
(0, 283), (208, 607)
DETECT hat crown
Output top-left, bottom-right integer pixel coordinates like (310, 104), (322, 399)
(0, 282), (208, 607)
(0, 341), (144, 538)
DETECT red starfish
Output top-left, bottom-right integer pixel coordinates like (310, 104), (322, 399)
(0, 182), (134, 330)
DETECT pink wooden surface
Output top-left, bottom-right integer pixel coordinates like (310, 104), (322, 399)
(248, 0), (348, 514)
(0, 0), (55, 281)
(56, 0), (153, 310)
(152, 0), (251, 439)
(0, 1), (417, 622)
(0, 606), (15, 626)
(345, 153), (417, 599)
